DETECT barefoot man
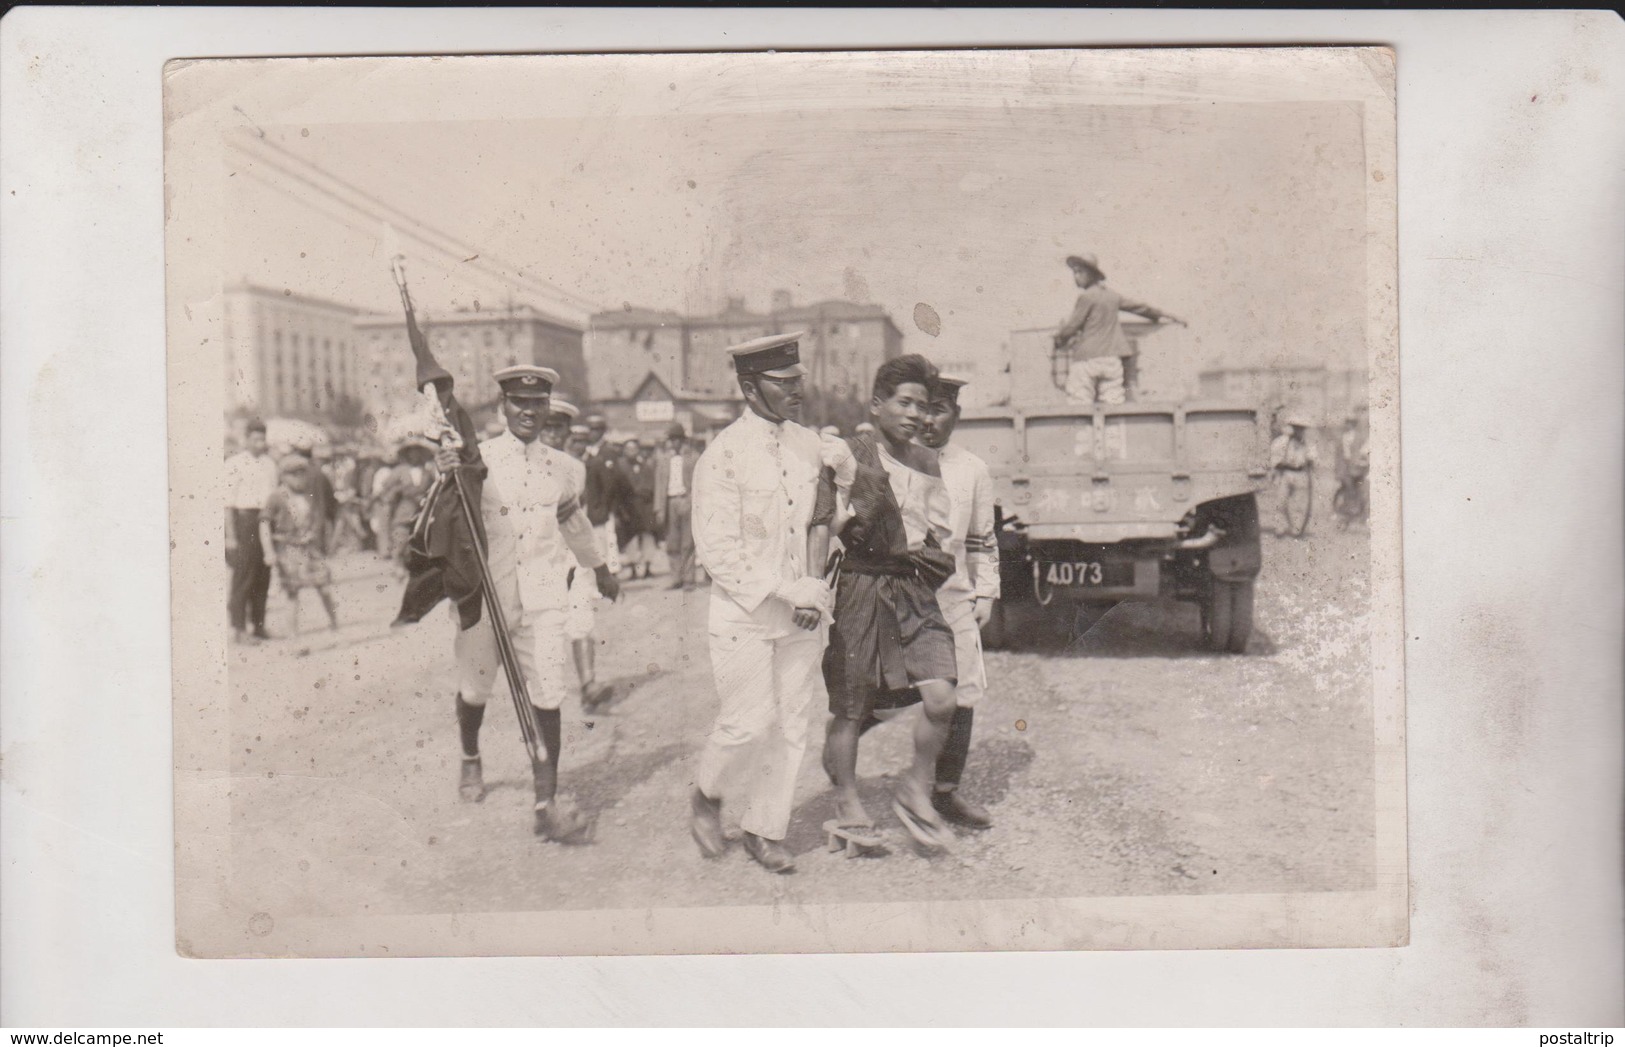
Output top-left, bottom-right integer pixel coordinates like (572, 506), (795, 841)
(818, 354), (963, 853)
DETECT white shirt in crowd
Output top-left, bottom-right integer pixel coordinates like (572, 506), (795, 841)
(225, 450), (278, 511)
(667, 451), (688, 498)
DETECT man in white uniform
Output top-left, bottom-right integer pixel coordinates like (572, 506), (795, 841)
(918, 374), (1002, 829)
(689, 332), (842, 874)
(435, 366), (621, 843)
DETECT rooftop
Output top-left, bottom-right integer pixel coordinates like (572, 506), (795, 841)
(354, 303), (581, 333)
(590, 295), (897, 331)
(224, 282), (364, 315)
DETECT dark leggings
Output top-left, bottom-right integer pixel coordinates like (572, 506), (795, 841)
(228, 509), (270, 631)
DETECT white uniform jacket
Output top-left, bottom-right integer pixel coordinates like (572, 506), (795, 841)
(692, 410), (854, 640)
(478, 431), (601, 613)
(936, 443), (1002, 604)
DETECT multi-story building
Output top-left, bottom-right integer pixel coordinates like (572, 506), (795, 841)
(354, 305), (586, 428)
(1196, 364), (1368, 426)
(584, 290), (903, 406)
(221, 283), (364, 419)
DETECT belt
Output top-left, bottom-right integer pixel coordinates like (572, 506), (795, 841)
(1276, 464), (1310, 472)
(842, 557), (918, 578)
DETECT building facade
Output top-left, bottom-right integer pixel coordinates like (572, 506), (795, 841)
(593, 372), (745, 446)
(354, 305), (587, 428)
(1196, 364), (1368, 426)
(584, 291), (903, 406)
(222, 283), (364, 420)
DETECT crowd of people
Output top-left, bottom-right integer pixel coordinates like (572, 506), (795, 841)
(227, 250), (1366, 875)
(222, 412), (733, 646)
(237, 327), (1005, 870)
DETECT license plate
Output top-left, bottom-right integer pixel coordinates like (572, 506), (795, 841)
(1039, 560), (1134, 587)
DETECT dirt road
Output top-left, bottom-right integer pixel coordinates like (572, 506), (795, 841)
(222, 526), (1373, 918)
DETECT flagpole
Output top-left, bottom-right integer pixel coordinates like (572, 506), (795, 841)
(392, 258), (542, 768)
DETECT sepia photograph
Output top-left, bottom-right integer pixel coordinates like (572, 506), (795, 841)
(164, 46), (1405, 958)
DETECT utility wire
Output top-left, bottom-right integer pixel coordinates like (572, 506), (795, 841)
(230, 133), (602, 316)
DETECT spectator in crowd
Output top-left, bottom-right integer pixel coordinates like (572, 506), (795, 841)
(653, 423), (701, 590)
(380, 437), (439, 569)
(1269, 413), (1317, 538)
(262, 454), (339, 635)
(615, 438), (659, 580)
(225, 419), (279, 644)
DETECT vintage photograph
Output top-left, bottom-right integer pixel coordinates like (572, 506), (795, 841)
(165, 47), (1405, 957)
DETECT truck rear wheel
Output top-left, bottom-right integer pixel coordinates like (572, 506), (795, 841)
(1203, 579), (1255, 653)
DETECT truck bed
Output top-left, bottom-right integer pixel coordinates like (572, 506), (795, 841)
(957, 400), (1268, 540)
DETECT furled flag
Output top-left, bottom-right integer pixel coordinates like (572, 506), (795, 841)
(389, 259), (490, 630)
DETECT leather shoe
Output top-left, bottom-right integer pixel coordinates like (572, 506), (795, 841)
(932, 788), (993, 830)
(690, 788), (726, 858)
(743, 832), (796, 874)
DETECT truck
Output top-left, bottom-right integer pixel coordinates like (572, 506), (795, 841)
(957, 387), (1269, 654)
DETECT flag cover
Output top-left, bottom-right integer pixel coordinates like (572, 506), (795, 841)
(390, 269), (490, 631)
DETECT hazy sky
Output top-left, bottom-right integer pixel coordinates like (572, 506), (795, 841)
(214, 51), (1373, 375)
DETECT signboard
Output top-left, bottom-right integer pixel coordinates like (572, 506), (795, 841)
(635, 399), (675, 423)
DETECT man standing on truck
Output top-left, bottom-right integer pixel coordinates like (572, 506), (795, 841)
(916, 373), (1001, 829)
(1054, 252), (1186, 405)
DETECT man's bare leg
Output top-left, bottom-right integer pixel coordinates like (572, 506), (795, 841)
(898, 680), (956, 831)
(826, 716), (870, 825)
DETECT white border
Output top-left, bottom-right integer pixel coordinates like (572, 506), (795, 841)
(3, 7), (1622, 1026)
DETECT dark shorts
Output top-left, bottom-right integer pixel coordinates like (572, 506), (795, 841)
(824, 568), (958, 722)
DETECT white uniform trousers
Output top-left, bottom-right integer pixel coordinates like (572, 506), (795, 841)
(1065, 355), (1126, 405)
(453, 582), (570, 712)
(939, 589), (988, 709)
(696, 627), (825, 841)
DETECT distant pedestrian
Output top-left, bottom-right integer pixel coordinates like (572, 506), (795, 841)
(297, 440), (339, 529)
(225, 419), (278, 644)
(263, 455), (339, 634)
(615, 439), (658, 580)
(381, 438), (438, 568)
(654, 422), (700, 590)
(1270, 413), (1317, 538)
(1054, 252), (1184, 405)
(581, 413), (625, 578)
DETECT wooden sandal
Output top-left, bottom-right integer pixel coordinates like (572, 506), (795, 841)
(823, 819), (884, 858)
(892, 794), (955, 854)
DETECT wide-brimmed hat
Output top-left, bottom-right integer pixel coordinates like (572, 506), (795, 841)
(1065, 252), (1106, 279)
